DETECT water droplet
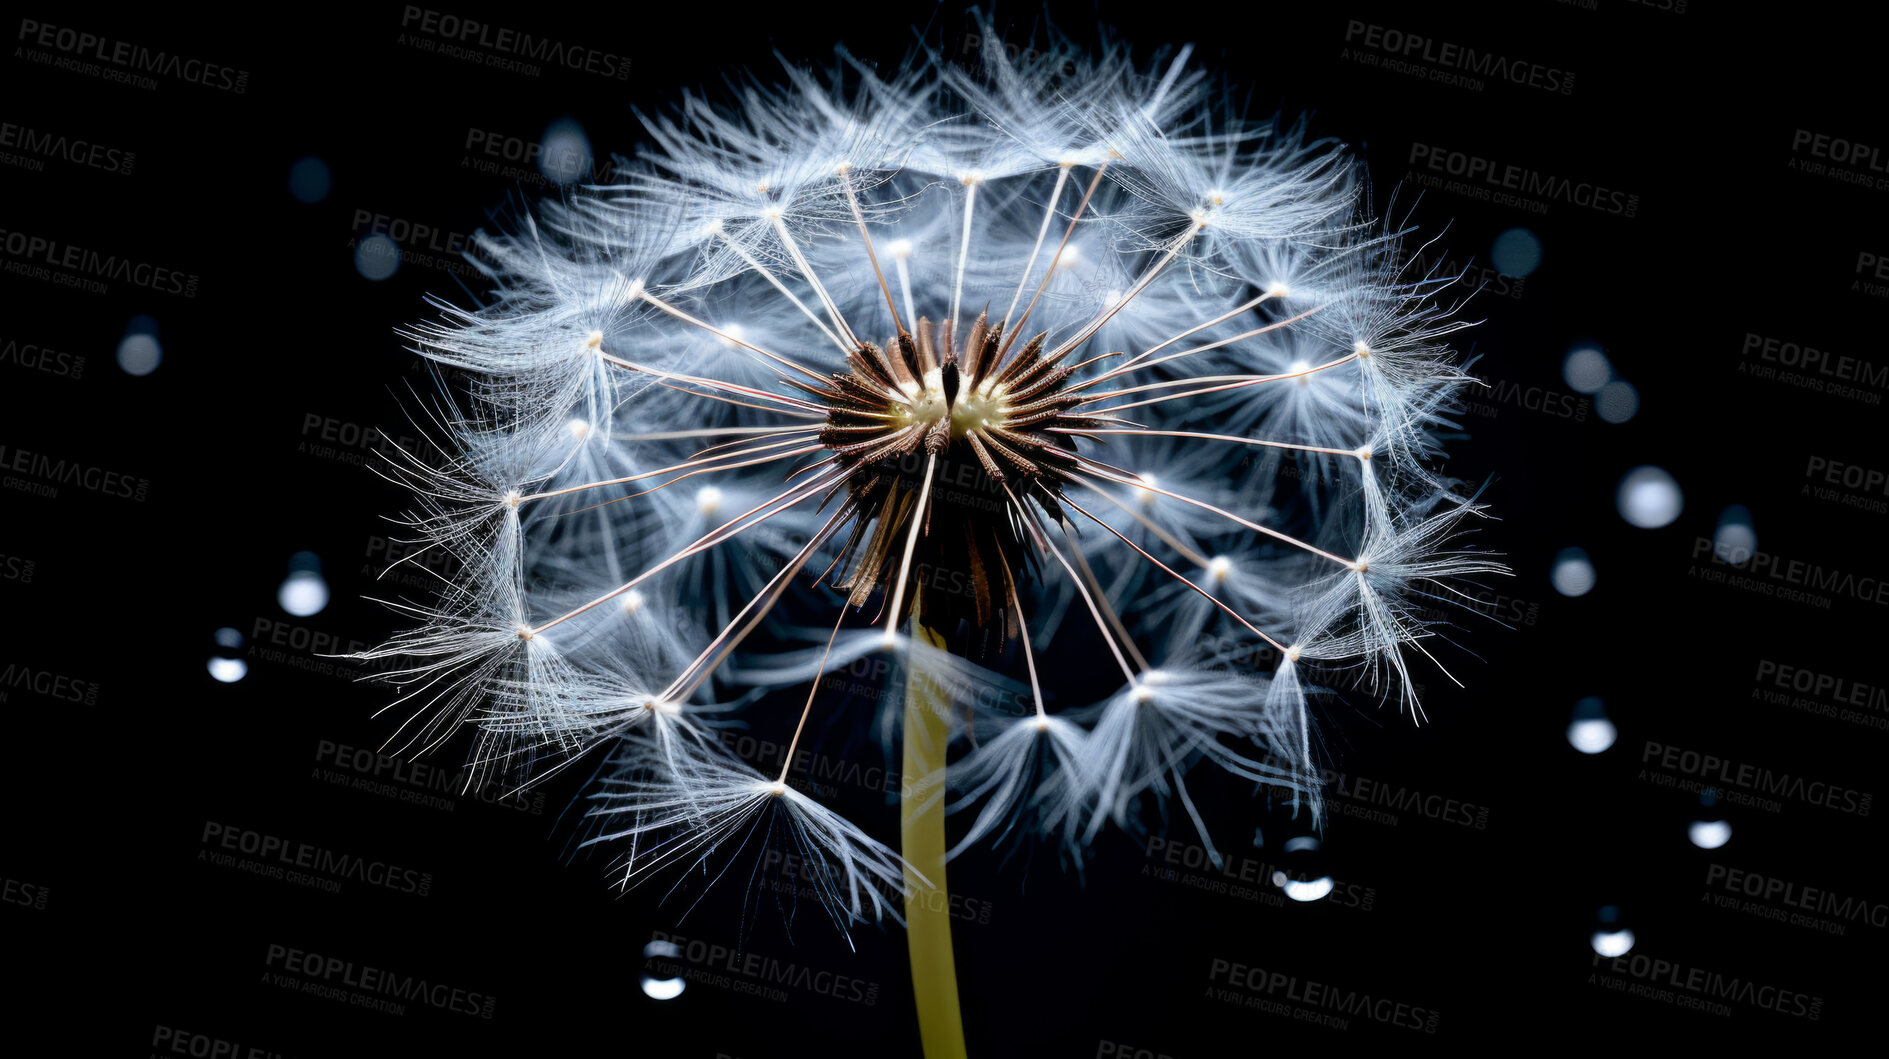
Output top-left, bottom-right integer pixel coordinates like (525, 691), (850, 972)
(1551, 547), (1596, 597)
(1590, 905), (1634, 956)
(1689, 790), (1731, 849)
(641, 939), (685, 1000)
(1617, 466), (1682, 528)
(1567, 697), (1616, 754)
(278, 552), (329, 617)
(208, 627), (247, 683)
(1713, 506), (1755, 563)
(1269, 835), (1334, 902)
(1591, 927), (1635, 957)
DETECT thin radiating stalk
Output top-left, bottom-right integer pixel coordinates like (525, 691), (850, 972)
(950, 178), (979, 331)
(1074, 458), (1360, 570)
(1000, 165), (1070, 332)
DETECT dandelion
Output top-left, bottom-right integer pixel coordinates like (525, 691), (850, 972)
(360, 13), (1504, 1055)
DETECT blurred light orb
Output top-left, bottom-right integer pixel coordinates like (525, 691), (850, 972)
(1591, 928), (1635, 957)
(1490, 227), (1543, 277)
(1567, 718), (1617, 754)
(1591, 905), (1633, 956)
(1276, 874), (1335, 902)
(279, 570), (330, 617)
(355, 233), (400, 281)
(1617, 466), (1683, 528)
(1551, 547), (1596, 597)
(1562, 347), (1611, 393)
(1567, 697), (1616, 754)
(1595, 380), (1639, 423)
(641, 940), (685, 1000)
(641, 975), (684, 1000)
(116, 333), (162, 376)
(289, 156), (332, 203)
(1713, 505), (1756, 563)
(1272, 835), (1333, 902)
(209, 626), (248, 682)
(539, 118), (594, 185)
(1688, 820), (1733, 849)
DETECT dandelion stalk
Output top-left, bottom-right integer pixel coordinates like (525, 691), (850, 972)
(902, 612), (968, 1059)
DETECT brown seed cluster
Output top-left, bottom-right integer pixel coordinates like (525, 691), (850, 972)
(796, 310), (1109, 643)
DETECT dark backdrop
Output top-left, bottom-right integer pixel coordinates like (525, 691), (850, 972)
(3, 2), (1880, 1054)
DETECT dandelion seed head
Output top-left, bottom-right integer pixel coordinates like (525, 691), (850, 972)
(365, 11), (1504, 928)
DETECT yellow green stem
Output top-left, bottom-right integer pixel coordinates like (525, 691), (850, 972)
(902, 618), (968, 1059)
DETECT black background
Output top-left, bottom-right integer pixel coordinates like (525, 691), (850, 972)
(3, 2), (1882, 1054)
